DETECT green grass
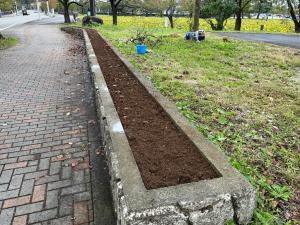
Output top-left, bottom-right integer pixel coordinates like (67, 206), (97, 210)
(0, 37), (18, 50)
(73, 19), (300, 224)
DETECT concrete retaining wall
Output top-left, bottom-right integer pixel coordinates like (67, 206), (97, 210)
(82, 29), (256, 225)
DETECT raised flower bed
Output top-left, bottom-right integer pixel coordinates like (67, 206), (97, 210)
(83, 28), (256, 225)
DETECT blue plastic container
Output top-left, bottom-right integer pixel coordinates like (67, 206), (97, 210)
(136, 45), (147, 55)
(185, 32), (192, 40)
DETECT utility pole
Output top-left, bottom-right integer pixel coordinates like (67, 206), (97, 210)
(14, 0), (18, 15)
(46, 1), (50, 15)
(36, 0), (41, 20)
(90, 0), (96, 16)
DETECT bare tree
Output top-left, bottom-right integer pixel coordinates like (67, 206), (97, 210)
(109, 0), (123, 25)
(234, 0), (252, 31)
(193, 0), (201, 31)
(286, 0), (300, 32)
(140, 0), (177, 28)
(201, 0), (237, 30)
(166, 0), (176, 28)
(58, 0), (82, 23)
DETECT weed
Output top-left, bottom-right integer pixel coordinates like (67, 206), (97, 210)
(0, 36), (17, 50)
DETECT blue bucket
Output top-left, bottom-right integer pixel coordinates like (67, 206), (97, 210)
(185, 32), (192, 40)
(136, 45), (147, 55)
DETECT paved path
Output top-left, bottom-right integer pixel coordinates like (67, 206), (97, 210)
(216, 32), (300, 49)
(0, 20), (114, 225)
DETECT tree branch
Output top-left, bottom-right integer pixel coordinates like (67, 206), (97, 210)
(67, 1), (83, 7)
(242, 0), (252, 10)
(287, 0), (299, 23)
(298, 2), (300, 19)
(115, 0), (123, 7)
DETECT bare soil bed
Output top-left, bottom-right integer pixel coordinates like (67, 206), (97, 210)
(86, 29), (220, 189)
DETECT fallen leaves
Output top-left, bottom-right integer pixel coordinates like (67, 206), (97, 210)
(57, 154), (64, 160)
(71, 160), (79, 167)
(74, 162), (90, 170)
(267, 179), (273, 185)
(54, 154), (71, 161)
(96, 147), (105, 157)
(271, 200), (279, 209)
(73, 108), (81, 113)
(80, 143), (91, 151)
(272, 126), (279, 133)
(88, 120), (96, 125)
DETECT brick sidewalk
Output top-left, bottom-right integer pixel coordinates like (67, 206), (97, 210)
(0, 23), (113, 225)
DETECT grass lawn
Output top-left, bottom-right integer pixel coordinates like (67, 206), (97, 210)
(0, 36), (18, 50)
(73, 18), (300, 224)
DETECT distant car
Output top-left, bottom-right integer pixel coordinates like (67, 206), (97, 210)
(22, 9), (29, 16)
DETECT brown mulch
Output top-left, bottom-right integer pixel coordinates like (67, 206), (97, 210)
(87, 29), (220, 189)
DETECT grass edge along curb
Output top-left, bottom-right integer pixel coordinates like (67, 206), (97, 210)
(0, 36), (18, 50)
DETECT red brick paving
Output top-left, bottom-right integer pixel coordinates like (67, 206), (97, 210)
(0, 24), (96, 224)
(3, 196), (31, 208)
(12, 215), (27, 225)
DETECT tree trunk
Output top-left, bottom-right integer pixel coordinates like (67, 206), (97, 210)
(286, 0), (300, 33)
(0, 33), (5, 40)
(235, 10), (242, 31)
(193, 0), (201, 31)
(168, 16), (174, 29)
(63, 4), (70, 23)
(90, 0), (95, 16)
(217, 21), (224, 30)
(256, 0), (262, 19)
(234, 0), (242, 31)
(295, 22), (300, 33)
(208, 20), (217, 30)
(112, 6), (117, 25)
(256, 5), (261, 18)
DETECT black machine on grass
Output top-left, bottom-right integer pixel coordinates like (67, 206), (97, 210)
(185, 30), (205, 42)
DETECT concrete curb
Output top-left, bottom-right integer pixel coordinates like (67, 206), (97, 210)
(83, 28), (256, 225)
(61, 26), (116, 225)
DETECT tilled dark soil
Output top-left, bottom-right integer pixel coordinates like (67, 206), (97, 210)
(87, 29), (220, 189)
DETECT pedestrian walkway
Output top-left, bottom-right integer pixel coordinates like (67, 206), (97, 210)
(0, 22), (114, 225)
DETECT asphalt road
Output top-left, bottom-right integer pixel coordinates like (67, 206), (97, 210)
(0, 10), (49, 31)
(216, 32), (300, 49)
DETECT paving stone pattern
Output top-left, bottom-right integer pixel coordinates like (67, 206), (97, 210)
(0, 24), (104, 225)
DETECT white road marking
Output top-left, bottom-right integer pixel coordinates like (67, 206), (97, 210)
(0, 23), (19, 31)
